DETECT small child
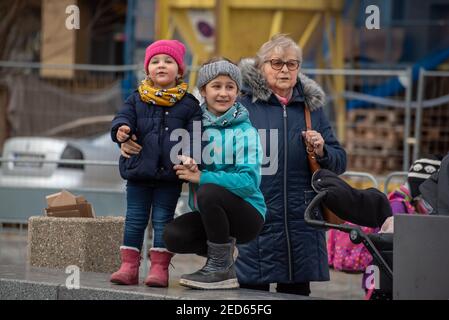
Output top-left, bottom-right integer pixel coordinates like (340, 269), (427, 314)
(163, 58), (267, 290)
(363, 157), (441, 300)
(380, 157), (442, 233)
(388, 157), (441, 215)
(110, 40), (202, 287)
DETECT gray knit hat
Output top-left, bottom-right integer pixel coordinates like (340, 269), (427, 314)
(197, 60), (242, 90)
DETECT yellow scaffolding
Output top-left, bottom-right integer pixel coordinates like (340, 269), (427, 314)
(155, 0), (346, 141)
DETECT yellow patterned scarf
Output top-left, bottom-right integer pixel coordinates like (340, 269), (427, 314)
(138, 79), (188, 106)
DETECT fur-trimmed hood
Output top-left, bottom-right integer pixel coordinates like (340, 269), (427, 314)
(238, 58), (325, 111)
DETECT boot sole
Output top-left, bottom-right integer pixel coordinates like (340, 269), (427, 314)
(144, 281), (168, 287)
(110, 279), (138, 285)
(179, 278), (239, 290)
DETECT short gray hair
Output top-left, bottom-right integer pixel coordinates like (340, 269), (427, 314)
(256, 34), (303, 69)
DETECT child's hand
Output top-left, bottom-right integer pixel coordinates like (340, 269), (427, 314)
(117, 125), (131, 143)
(177, 155), (198, 172)
(174, 164), (201, 183)
(380, 216), (394, 233)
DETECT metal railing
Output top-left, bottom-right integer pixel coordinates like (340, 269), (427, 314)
(340, 171), (379, 188)
(383, 171), (408, 195)
(0, 158), (118, 167)
(413, 69), (449, 162)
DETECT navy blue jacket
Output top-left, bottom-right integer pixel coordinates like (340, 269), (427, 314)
(111, 90), (202, 184)
(235, 59), (347, 284)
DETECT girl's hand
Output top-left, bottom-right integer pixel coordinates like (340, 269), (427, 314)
(174, 164), (201, 183)
(177, 155), (198, 172)
(120, 135), (142, 158)
(302, 130), (325, 157)
(117, 125), (131, 143)
(380, 216), (394, 233)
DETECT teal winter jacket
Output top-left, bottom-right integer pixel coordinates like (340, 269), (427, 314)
(188, 102), (266, 218)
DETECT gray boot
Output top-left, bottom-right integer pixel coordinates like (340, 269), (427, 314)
(196, 237), (236, 258)
(180, 238), (239, 290)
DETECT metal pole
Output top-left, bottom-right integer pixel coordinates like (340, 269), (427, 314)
(0, 158), (118, 166)
(123, 0), (136, 100)
(413, 68), (425, 162)
(0, 60), (139, 71)
(142, 226), (149, 279)
(302, 68), (406, 76)
(403, 67), (413, 171)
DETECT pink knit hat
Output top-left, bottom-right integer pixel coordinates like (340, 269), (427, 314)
(144, 40), (186, 76)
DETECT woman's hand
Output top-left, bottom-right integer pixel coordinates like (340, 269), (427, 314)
(120, 135), (142, 158)
(302, 130), (325, 157)
(174, 164), (201, 183)
(177, 155), (198, 172)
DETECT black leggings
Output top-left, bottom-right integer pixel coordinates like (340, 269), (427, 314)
(163, 183), (264, 255)
(240, 282), (311, 296)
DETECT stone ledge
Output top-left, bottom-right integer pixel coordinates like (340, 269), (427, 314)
(0, 265), (317, 300)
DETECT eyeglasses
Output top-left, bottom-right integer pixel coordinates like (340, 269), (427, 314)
(264, 59), (300, 71)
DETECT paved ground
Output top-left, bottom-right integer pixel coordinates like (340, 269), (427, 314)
(0, 229), (365, 300)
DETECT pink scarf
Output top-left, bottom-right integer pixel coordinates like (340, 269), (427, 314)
(275, 92), (292, 106)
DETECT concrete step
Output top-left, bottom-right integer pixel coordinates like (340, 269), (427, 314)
(0, 265), (314, 300)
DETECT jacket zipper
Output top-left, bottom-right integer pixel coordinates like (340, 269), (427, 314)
(282, 104), (293, 281)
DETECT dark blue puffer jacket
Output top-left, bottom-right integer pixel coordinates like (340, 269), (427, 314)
(235, 59), (347, 284)
(111, 90), (202, 184)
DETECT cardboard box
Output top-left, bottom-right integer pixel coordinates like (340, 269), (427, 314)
(44, 190), (95, 218)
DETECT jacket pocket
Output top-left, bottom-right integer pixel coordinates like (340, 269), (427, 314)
(119, 134), (158, 180)
(304, 190), (317, 205)
(119, 147), (142, 172)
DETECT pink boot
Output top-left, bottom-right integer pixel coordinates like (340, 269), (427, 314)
(144, 249), (174, 287)
(110, 247), (141, 285)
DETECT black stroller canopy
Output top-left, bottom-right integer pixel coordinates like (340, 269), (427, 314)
(311, 169), (392, 228)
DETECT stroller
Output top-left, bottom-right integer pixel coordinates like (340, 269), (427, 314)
(304, 169), (394, 300)
(305, 154), (449, 299)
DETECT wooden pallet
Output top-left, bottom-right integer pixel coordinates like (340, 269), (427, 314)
(347, 108), (403, 127)
(347, 153), (402, 174)
(346, 125), (404, 141)
(346, 108), (405, 173)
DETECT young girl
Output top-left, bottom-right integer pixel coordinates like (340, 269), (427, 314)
(163, 58), (267, 290)
(110, 40), (202, 287)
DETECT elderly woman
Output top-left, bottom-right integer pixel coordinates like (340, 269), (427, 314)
(235, 34), (346, 296)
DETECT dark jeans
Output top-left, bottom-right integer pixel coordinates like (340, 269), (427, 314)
(240, 282), (311, 296)
(123, 182), (181, 250)
(164, 184), (264, 255)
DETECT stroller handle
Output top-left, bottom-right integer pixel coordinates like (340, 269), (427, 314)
(304, 190), (354, 233)
(304, 190), (393, 280)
